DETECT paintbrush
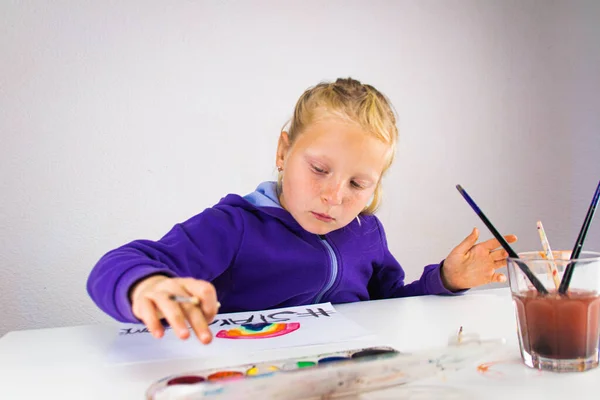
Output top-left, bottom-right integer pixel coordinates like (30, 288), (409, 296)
(536, 221), (560, 289)
(456, 184), (548, 294)
(169, 294), (221, 309)
(558, 180), (600, 294)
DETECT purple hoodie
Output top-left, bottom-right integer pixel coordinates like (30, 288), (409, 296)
(87, 182), (457, 323)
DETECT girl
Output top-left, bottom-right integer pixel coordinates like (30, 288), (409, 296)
(87, 78), (515, 345)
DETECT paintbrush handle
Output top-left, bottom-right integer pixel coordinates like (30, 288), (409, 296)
(456, 185), (548, 295)
(169, 295), (222, 309)
(537, 221), (560, 289)
(559, 180), (600, 294)
(169, 295), (200, 305)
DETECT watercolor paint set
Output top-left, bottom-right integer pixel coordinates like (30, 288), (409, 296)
(146, 338), (504, 400)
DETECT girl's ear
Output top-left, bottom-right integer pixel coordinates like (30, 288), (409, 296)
(276, 131), (291, 169)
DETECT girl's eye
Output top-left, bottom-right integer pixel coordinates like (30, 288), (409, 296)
(312, 165), (327, 174)
(350, 181), (364, 189)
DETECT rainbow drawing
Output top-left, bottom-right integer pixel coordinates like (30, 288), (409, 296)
(216, 322), (300, 339)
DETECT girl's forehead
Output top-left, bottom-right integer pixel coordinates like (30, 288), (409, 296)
(294, 121), (391, 175)
(298, 118), (387, 149)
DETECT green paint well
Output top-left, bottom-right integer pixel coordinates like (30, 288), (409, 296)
(297, 361), (316, 368)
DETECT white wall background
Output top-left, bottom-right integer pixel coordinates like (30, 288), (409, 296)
(1, 0), (598, 337)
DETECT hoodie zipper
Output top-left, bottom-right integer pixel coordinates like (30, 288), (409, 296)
(314, 235), (338, 304)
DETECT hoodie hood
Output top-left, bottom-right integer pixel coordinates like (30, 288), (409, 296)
(217, 181), (303, 231)
(243, 181), (282, 209)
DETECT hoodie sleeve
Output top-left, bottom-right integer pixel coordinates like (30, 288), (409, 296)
(368, 217), (464, 299)
(86, 205), (244, 323)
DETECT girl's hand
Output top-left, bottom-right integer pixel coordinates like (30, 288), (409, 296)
(441, 228), (517, 291)
(129, 276), (220, 344)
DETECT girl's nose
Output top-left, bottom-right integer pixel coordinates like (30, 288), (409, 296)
(321, 182), (344, 205)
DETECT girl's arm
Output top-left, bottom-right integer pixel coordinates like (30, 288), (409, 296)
(86, 205), (244, 323)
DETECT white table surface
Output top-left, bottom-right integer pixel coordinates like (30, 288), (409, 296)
(0, 287), (597, 399)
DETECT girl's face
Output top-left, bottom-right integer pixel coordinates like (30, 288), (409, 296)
(276, 118), (390, 235)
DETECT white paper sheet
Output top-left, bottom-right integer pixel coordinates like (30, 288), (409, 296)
(107, 303), (373, 364)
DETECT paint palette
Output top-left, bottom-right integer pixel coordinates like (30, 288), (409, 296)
(146, 339), (504, 399)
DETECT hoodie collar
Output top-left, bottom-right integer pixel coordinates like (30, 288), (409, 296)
(243, 181), (282, 209)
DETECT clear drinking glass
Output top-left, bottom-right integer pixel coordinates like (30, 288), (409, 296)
(507, 251), (600, 372)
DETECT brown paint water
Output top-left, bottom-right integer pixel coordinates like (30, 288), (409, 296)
(513, 289), (600, 360)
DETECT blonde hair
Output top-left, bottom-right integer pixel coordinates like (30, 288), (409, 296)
(279, 77), (398, 214)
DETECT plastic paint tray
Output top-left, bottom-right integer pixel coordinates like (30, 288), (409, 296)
(146, 339), (504, 399)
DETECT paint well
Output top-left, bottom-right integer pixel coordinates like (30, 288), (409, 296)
(207, 371), (244, 381)
(282, 360), (317, 371)
(318, 356), (349, 364)
(246, 365), (279, 376)
(297, 361), (317, 368)
(166, 375), (205, 386)
(351, 348), (398, 359)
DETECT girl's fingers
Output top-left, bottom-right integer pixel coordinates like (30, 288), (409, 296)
(452, 228), (479, 255)
(504, 234), (518, 244)
(183, 304), (212, 344)
(494, 259), (509, 269)
(150, 292), (190, 340)
(133, 278), (220, 343)
(182, 279), (219, 323)
(492, 272), (507, 283)
(135, 297), (164, 339)
(481, 234), (518, 251)
(490, 248), (509, 262)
